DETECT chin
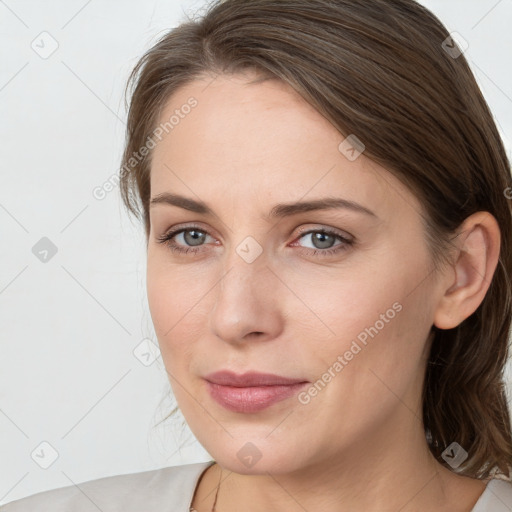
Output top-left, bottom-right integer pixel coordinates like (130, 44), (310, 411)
(207, 438), (308, 476)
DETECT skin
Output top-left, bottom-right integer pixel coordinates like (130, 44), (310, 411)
(146, 71), (500, 511)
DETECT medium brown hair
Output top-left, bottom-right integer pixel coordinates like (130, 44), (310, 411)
(119, 0), (512, 479)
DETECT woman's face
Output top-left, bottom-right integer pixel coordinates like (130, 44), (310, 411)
(146, 72), (443, 474)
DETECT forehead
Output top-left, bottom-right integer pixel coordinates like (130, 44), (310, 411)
(153, 72), (339, 161)
(149, 73), (418, 221)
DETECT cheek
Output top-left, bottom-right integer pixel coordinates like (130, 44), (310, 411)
(292, 301), (429, 449)
(146, 256), (210, 366)
(281, 260), (405, 348)
(319, 287), (432, 426)
(290, 251), (433, 401)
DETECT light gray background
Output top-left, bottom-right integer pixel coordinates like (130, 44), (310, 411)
(1, 0), (511, 505)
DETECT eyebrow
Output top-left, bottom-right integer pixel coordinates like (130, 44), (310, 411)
(149, 192), (377, 219)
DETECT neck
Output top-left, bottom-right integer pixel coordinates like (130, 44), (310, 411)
(192, 414), (487, 512)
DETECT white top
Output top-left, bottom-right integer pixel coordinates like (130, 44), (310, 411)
(1, 460), (512, 511)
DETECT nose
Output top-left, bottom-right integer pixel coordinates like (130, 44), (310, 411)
(208, 255), (283, 346)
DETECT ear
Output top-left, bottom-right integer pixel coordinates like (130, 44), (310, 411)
(433, 211), (501, 330)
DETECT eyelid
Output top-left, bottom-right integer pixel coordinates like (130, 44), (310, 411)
(293, 224), (353, 241)
(161, 222), (218, 241)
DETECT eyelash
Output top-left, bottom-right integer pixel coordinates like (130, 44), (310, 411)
(156, 224), (354, 258)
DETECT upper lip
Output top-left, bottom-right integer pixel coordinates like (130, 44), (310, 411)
(204, 370), (308, 387)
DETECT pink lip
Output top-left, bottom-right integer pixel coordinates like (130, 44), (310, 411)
(204, 370), (309, 413)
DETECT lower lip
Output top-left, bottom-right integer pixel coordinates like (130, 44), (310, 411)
(206, 381), (309, 413)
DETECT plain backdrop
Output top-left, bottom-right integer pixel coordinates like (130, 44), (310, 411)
(1, 0), (511, 505)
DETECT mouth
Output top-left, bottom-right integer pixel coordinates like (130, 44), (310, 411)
(204, 370), (309, 413)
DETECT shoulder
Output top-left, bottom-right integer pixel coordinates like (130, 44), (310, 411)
(0, 460), (214, 512)
(472, 478), (512, 511)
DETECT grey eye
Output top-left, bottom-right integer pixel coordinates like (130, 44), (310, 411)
(299, 231), (340, 250)
(181, 229), (208, 246)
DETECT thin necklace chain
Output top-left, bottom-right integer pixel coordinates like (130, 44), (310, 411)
(211, 463), (221, 511)
(190, 462), (221, 512)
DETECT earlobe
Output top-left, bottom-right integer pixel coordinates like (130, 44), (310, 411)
(433, 211), (501, 330)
